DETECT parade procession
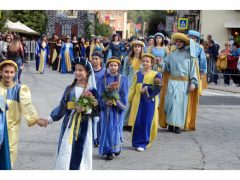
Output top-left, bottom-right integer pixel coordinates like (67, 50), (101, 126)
(0, 10), (240, 171)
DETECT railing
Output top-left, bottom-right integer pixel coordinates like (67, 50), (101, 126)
(25, 40), (37, 61)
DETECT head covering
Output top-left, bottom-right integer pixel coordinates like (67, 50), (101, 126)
(171, 32), (190, 46)
(65, 34), (71, 39)
(91, 52), (104, 59)
(154, 32), (165, 39)
(142, 53), (156, 60)
(147, 35), (154, 41)
(130, 40), (144, 47)
(72, 57), (92, 74)
(72, 57), (96, 89)
(188, 30), (200, 38)
(188, 30), (201, 42)
(106, 57), (121, 67)
(0, 60), (18, 71)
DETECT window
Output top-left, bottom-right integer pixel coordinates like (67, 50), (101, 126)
(56, 10), (67, 17)
(62, 24), (72, 36)
(67, 10), (78, 18)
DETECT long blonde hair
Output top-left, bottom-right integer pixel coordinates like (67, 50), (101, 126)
(128, 45), (143, 64)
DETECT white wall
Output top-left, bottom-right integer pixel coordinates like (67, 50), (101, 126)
(200, 10), (240, 50)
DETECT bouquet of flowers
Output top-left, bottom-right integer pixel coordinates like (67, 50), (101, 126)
(102, 82), (120, 106)
(73, 90), (98, 113)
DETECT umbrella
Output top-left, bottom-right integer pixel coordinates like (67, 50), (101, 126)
(4, 20), (40, 35)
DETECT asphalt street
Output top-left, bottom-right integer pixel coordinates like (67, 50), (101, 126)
(13, 62), (240, 170)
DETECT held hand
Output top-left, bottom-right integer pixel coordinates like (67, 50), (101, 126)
(154, 78), (161, 85)
(106, 100), (113, 106)
(76, 106), (83, 113)
(36, 118), (48, 127)
(189, 85), (195, 92)
(140, 86), (147, 94)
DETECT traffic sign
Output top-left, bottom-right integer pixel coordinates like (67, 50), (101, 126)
(177, 18), (188, 30)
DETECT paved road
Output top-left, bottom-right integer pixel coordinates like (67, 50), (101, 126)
(14, 62), (240, 170)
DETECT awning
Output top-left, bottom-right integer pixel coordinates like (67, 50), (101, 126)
(224, 20), (240, 28)
(4, 20), (40, 35)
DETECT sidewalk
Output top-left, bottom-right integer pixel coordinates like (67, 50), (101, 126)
(208, 84), (240, 93)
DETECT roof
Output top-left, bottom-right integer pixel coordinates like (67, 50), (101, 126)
(224, 20), (240, 28)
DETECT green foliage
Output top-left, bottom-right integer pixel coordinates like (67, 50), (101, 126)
(234, 35), (240, 45)
(94, 12), (112, 38)
(128, 10), (153, 23)
(0, 10), (47, 34)
(84, 20), (92, 40)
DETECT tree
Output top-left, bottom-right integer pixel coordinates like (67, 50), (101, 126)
(94, 12), (112, 38)
(128, 11), (153, 23)
(0, 10), (47, 34)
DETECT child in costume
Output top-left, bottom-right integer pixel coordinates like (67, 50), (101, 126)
(98, 57), (128, 160)
(46, 57), (100, 170)
(129, 53), (161, 152)
(89, 52), (106, 147)
(0, 60), (48, 168)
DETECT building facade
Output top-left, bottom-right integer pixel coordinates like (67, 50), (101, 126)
(46, 10), (89, 38)
(97, 10), (128, 39)
(200, 10), (240, 49)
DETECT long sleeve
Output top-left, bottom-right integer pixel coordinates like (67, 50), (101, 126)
(107, 46), (112, 60)
(146, 73), (162, 99)
(162, 54), (171, 72)
(89, 44), (94, 60)
(50, 86), (69, 122)
(116, 76), (128, 111)
(0, 95), (5, 145)
(101, 43), (108, 52)
(89, 88), (101, 117)
(123, 57), (129, 76)
(189, 58), (199, 88)
(99, 77), (108, 110)
(19, 85), (39, 127)
(128, 74), (137, 103)
(199, 47), (207, 74)
(0, 114), (4, 145)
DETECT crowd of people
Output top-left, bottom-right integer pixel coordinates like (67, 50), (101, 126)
(0, 29), (240, 170)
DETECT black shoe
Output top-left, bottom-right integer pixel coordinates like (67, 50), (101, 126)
(114, 151), (121, 156)
(106, 153), (114, 160)
(174, 127), (181, 134)
(168, 125), (174, 132)
(123, 126), (132, 132)
(94, 143), (99, 147)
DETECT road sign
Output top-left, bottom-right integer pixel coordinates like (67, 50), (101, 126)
(177, 18), (188, 30)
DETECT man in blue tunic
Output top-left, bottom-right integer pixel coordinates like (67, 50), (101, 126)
(159, 33), (199, 134)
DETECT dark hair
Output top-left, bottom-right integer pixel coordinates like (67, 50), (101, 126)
(154, 35), (164, 47)
(233, 41), (239, 47)
(65, 79), (77, 101)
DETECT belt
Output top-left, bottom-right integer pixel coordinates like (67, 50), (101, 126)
(169, 76), (189, 81)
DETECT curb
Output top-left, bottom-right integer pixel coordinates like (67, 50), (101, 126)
(207, 85), (240, 93)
